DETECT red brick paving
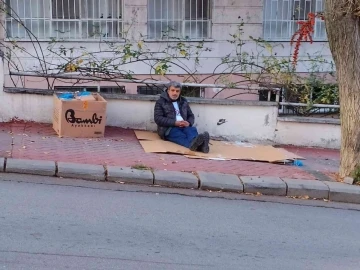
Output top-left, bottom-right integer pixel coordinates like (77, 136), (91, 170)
(0, 122), (341, 180)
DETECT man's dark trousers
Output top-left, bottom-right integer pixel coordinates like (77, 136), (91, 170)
(165, 126), (198, 148)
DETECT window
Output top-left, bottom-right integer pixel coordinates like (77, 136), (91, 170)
(5, 0), (123, 40)
(263, 0), (326, 40)
(148, 0), (211, 40)
(54, 86), (126, 94)
(137, 85), (165, 95)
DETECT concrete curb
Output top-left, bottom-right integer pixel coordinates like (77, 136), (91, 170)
(154, 170), (198, 189)
(324, 181), (360, 204)
(1, 157), (360, 205)
(57, 162), (105, 181)
(198, 171), (243, 192)
(6, 159), (55, 176)
(240, 176), (286, 196)
(0, 158), (4, 172)
(107, 166), (153, 185)
(283, 178), (329, 199)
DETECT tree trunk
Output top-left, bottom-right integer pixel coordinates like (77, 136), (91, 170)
(325, 0), (360, 177)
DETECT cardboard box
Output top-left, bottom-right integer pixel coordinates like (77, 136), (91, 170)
(77, 95), (96, 101)
(53, 93), (107, 138)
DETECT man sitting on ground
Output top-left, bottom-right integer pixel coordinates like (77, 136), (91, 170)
(154, 81), (210, 153)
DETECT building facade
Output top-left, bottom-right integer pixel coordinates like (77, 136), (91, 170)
(1, 0), (333, 99)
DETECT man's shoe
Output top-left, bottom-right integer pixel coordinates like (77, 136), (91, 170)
(189, 134), (205, 151)
(200, 132), (210, 153)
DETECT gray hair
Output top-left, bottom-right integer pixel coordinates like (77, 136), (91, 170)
(166, 81), (182, 90)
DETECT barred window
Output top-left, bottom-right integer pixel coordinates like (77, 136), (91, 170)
(5, 0), (123, 40)
(148, 0), (211, 40)
(263, 0), (326, 40)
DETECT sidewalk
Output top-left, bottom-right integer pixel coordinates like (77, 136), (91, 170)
(0, 121), (339, 180)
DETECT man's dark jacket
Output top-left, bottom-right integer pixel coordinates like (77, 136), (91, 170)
(154, 91), (195, 139)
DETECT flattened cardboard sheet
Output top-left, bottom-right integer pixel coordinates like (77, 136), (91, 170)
(134, 130), (304, 163)
(135, 130), (162, 141)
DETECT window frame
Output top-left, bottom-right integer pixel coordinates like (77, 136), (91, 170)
(5, 0), (124, 42)
(147, 0), (212, 41)
(262, 0), (327, 41)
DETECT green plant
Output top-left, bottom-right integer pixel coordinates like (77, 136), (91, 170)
(131, 164), (153, 171)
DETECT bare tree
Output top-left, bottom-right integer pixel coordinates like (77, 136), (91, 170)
(325, 0), (360, 178)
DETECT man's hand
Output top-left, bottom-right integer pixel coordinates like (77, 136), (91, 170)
(175, 121), (190, 127)
(181, 121), (190, 127)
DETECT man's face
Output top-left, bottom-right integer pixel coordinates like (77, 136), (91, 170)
(167, 86), (181, 100)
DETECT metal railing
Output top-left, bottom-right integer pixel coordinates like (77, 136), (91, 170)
(263, 0), (326, 41)
(147, 0), (211, 40)
(5, 0), (123, 40)
(279, 102), (340, 117)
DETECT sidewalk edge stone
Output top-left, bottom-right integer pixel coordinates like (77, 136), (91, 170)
(282, 178), (329, 199)
(240, 176), (287, 196)
(0, 158), (4, 172)
(107, 166), (153, 185)
(5, 158), (56, 176)
(154, 170), (198, 189)
(57, 162), (105, 181)
(198, 171), (243, 192)
(324, 181), (360, 204)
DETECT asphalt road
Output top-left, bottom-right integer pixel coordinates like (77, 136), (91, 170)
(0, 174), (360, 270)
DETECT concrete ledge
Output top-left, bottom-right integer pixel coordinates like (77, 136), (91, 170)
(57, 162), (105, 181)
(240, 176), (287, 196)
(4, 87), (278, 107)
(278, 116), (340, 125)
(154, 170), (198, 188)
(0, 158), (4, 172)
(107, 166), (153, 185)
(198, 171), (243, 192)
(324, 181), (360, 204)
(6, 159), (55, 176)
(283, 178), (329, 199)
